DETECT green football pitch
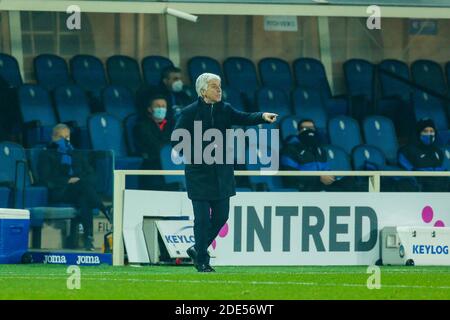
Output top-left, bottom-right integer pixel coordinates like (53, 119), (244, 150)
(0, 264), (449, 300)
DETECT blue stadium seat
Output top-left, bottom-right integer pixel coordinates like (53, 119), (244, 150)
(106, 55), (142, 93)
(0, 53), (23, 88)
(34, 54), (71, 91)
(88, 113), (143, 190)
(412, 90), (450, 145)
(258, 57), (293, 94)
(363, 116), (399, 165)
(124, 113), (139, 156)
(159, 144), (186, 189)
(279, 115), (300, 144)
(102, 85), (136, 121)
(411, 59), (447, 96)
(188, 56), (223, 85)
(328, 116), (362, 155)
(292, 88), (328, 139)
(142, 55), (174, 87)
(53, 85), (91, 149)
(0, 187), (11, 207)
(344, 58), (374, 101)
(379, 59), (411, 102)
(70, 55), (107, 98)
(222, 86), (245, 112)
(245, 146), (282, 191)
(0, 142), (48, 209)
(18, 84), (57, 147)
(223, 57), (259, 106)
(352, 145), (387, 171)
(293, 57), (347, 117)
(183, 85), (197, 104)
(323, 145), (352, 171)
(293, 58), (331, 97)
(256, 87), (291, 118)
(343, 59), (375, 121)
(442, 145), (450, 171)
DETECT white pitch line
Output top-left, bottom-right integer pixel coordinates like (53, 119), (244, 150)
(1, 275), (450, 290)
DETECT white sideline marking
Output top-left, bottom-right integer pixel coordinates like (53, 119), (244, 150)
(1, 275), (450, 290)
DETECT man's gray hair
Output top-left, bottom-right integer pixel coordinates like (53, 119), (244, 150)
(195, 73), (221, 97)
(52, 123), (70, 137)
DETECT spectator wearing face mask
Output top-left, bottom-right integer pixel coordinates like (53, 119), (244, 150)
(137, 66), (191, 122)
(398, 118), (449, 192)
(134, 94), (174, 190)
(280, 119), (357, 191)
(39, 124), (112, 251)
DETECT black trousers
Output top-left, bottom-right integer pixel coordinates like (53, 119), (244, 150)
(54, 179), (105, 237)
(191, 198), (230, 265)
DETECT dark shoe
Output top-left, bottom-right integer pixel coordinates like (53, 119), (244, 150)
(197, 264), (215, 273)
(186, 246), (198, 268)
(84, 236), (95, 251)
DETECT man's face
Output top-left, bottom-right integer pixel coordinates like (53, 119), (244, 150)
(421, 126), (435, 135)
(299, 121), (316, 133)
(202, 79), (222, 103)
(53, 128), (71, 142)
(163, 72), (182, 90)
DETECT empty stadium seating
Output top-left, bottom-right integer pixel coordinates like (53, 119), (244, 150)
(18, 84), (57, 147)
(256, 87), (291, 118)
(88, 113), (143, 192)
(34, 54), (71, 91)
(142, 55), (174, 87)
(223, 57), (259, 107)
(411, 59), (447, 96)
(106, 55), (142, 93)
(0, 53), (23, 88)
(188, 56), (223, 85)
(70, 54), (107, 98)
(328, 116), (362, 155)
(53, 85), (92, 149)
(258, 57), (293, 95)
(102, 85), (136, 121)
(159, 144), (186, 189)
(362, 116), (399, 165)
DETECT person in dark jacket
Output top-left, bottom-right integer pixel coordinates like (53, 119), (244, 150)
(39, 124), (111, 251)
(134, 93), (174, 190)
(173, 72), (277, 272)
(398, 118), (449, 192)
(280, 119), (356, 191)
(136, 66), (191, 123)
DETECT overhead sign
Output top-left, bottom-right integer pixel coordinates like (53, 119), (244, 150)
(264, 16), (298, 32)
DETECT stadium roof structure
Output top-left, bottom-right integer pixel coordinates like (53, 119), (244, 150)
(1, 0), (450, 18)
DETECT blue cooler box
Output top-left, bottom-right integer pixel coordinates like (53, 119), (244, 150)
(0, 209), (30, 264)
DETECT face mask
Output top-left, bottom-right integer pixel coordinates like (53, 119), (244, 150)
(171, 80), (183, 93)
(299, 129), (318, 146)
(153, 107), (167, 120)
(420, 134), (435, 145)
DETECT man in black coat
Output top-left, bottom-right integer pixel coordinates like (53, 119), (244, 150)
(39, 124), (111, 250)
(398, 118), (449, 192)
(173, 72), (277, 272)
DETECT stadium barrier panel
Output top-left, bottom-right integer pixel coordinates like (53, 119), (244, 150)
(112, 170), (450, 266)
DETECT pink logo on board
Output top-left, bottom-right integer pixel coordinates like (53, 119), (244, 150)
(211, 223), (229, 250)
(421, 206), (445, 227)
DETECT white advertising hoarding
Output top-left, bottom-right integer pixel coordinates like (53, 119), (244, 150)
(123, 191), (450, 266)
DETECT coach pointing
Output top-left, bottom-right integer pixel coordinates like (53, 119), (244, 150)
(173, 73), (277, 272)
